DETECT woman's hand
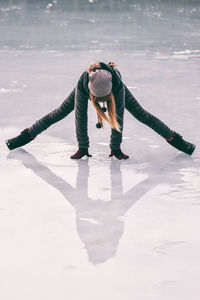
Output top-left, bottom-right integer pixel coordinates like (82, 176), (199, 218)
(70, 148), (92, 159)
(109, 149), (129, 160)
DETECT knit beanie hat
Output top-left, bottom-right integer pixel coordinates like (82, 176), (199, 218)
(88, 69), (112, 97)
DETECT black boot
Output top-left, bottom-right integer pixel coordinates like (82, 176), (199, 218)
(167, 132), (196, 156)
(6, 129), (35, 150)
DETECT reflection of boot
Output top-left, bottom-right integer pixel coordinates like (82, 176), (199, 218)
(6, 129), (35, 150)
(167, 132), (196, 155)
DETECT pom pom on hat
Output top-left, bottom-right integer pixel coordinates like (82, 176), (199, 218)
(88, 69), (112, 97)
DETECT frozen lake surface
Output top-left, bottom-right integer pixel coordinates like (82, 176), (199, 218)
(1, 1), (200, 299)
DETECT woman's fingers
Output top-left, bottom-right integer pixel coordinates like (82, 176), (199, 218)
(71, 149), (92, 159)
(109, 149), (129, 160)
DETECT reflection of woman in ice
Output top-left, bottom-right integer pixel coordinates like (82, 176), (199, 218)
(6, 61), (195, 158)
(8, 150), (126, 264)
(8, 148), (196, 264)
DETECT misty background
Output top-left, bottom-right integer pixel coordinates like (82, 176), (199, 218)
(0, 0), (200, 52)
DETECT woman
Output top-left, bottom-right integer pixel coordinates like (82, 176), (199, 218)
(6, 61), (196, 159)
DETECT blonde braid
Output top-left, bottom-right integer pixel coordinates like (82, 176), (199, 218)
(90, 93), (121, 132)
(87, 62), (101, 73)
(108, 62), (117, 67)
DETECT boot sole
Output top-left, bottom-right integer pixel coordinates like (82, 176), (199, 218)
(6, 140), (13, 150)
(188, 144), (196, 156)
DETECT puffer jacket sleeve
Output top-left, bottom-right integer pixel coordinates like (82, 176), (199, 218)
(75, 71), (90, 149)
